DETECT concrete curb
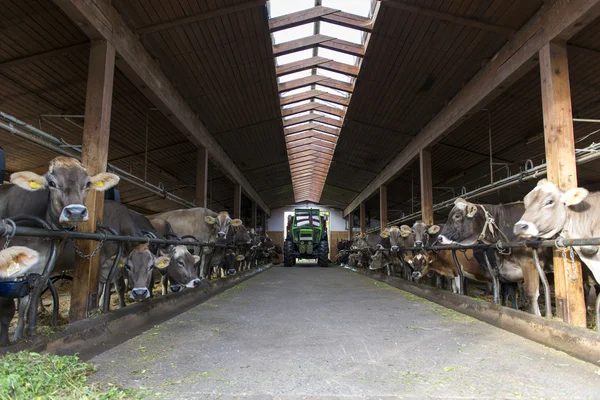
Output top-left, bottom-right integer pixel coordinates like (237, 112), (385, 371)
(2, 264), (274, 359)
(347, 266), (600, 366)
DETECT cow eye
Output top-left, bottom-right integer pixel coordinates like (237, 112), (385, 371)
(85, 181), (91, 188)
(48, 181), (57, 188)
(124, 264), (132, 271)
(453, 213), (460, 220)
(178, 260), (184, 266)
(545, 199), (554, 206)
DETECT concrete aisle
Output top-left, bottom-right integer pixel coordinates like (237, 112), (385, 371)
(90, 266), (600, 399)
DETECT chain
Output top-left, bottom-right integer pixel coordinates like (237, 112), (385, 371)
(1, 219), (16, 250)
(556, 237), (579, 283)
(72, 229), (107, 260)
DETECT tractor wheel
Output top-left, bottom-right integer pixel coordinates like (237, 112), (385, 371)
(284, 240), (295, 268)
(318, 240), (329, 268)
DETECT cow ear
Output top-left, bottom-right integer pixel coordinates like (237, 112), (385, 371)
(0, 246), (40, 278)
(380, 230), (389, 238)
(236, 254), (245, 261)
(428, 225), (440, 234)
(205, 216), (216, 225)
(154, 255), (170, 270)
(561, 187), (589, 206)
(10, 171), (46, 191)
(466, 204), (478, 218)
(536, 179), (550, 187)
(90, 173), (120, 191)
(231, 219), (243, 227)
(400, 225), (411, 232)
(193, 255), (201, 264)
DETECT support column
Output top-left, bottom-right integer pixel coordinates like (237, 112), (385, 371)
(348, 212), (353, 240)
(539, 41), (585, 327)
(195, 146), (208, 208)
(70, 40), (115, 321)
(360, 202), (366, 235)
(380, 185), (388, 231)
(251, 201), (257, 229)
(233, 183), (242, 219)
(420, 148), (434, 225)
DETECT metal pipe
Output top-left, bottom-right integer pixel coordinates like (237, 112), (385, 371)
(482, 251), (500, 305)
(532, 248), (552, 319)
(573, 118), (600, 123)
(451, 250), (465, 295)
(0, 112), (195, 208)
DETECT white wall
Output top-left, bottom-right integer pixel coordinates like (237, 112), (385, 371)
(266, 203), (347, 232)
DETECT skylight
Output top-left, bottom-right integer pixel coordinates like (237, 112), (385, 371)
(268, 0), (377, 203)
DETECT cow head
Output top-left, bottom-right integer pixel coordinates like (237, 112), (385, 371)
(233, 223), (252, 246)
(0, 246), (40, 279)
(381, 225), (414, 252)
(438, 198), (482, 245)
(124, 244), (171, 301)
(350, 233), (369, 250)
(514, 179), (589, 239)
(161, 246), (201, 289)
(412, 220), (440, 248)
(204, 211), (242, 241)
(10, 156), (119, 227)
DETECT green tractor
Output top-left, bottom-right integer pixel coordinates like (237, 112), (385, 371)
(284, 208), (329, 268)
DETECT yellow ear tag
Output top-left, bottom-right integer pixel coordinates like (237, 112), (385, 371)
(157, 262), (165, 267)
(7, 260), (21, 276)
(117, 262), (124, 267)
(93, 181), (105, 188)
(29, 181), (42, 189)
(401, 232), (408, 237)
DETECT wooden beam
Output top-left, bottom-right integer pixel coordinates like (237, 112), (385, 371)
(284, 122), (340, 136)
(382, 1), (515, 36)
(318, 60), (360, 78)
(279, 75), (325, 92)
(195, 146), (208, 208)
(348, 212), (353, 240)
(540, 41), (585, 327)
(0, 42), (89, 71)
(233, 183), (242, 219)
(70, 40), (115, 322)
(137, 1), (266, 34)
(276, 56), (331, 76)
(282, 103), (346, 118)
(420, 148), (433, 225)
(343, 0), (600, 216)
(288, 144), (334, 156)
(280, 89), (350, 106)
(269, 6), (339, 32)
(286, 131), (339, 144)
(360, 202), (366, 235)
(273, 34), (334, 57)
(321, 10), (373, 32)
(319, 38), (366, 57)
(315, 115), (344, 128)
(54, 0), (270, 216)
(380, 185), (388, 231)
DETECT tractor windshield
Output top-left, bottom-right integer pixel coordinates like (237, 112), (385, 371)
(295, 211), (320, 227)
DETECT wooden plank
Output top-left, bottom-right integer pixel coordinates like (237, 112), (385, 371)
(380, 185), (388, 231)
(282, 103), (346, 118)
(343, 0), (600, 216)
(319, 38), (366, 57)
(285, 130), (339, 144)
(420, 148), (433, 225)
(539, 41), (585, 327)
(278, 75), (325, 92)
(195, 146), (208, 208)
(70, 40), (115, 322)
(315, 115), (344, 128)
(273, 34), (334, 57)
(284, 122), (340, 136)
(233, 183), (242, 219)
(288, 144), (334, 156)
(280, 89), (350, 106)
(54, 0), (270, 216)
(269, 6), (339, 32)
(276, 56), (331, 77)
(137, 1), (266, 34)
(360, 202), (366, 235)
(319, 60), (360, 77)
(382, 0), (515, 36)
(0, 42), (89, 71)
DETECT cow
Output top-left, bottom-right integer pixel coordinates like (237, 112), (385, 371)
(438, 198), (544, 315)
(147, 209), (242, 280)
(348, 233), (372, 269)
(370, 226), (416, 279)
(335, 239), (352, 267)
(514, 179), (600, 304)
(0, 156), (120, 344)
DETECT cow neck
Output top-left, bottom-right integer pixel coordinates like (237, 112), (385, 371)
(476, 204), (508, 245)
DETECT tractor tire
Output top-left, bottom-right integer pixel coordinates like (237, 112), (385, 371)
(284, 240), (295, 268)
(318, 240), (329, 268)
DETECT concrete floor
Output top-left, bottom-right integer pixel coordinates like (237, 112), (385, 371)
(90, 265), (600, 399)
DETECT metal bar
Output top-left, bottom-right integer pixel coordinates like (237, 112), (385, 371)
(573, 118), (600, 123)
(532, 248), (552, 318)
(451, 250), (464, 295)
(0, 112), (195, 209)
(483, 251), (500, 305)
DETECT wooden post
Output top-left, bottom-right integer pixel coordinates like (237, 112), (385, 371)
(348, 212), (353, 240)
(420, 148), (434, 225)
(539, 41), (586, 327)
(360, 202), (366, 235)
(195, 146), (208, 208)
(233, 183), (242, 219)
(251, 201), (257, 229)
(380, 185), (388, 231)
(70, 40), (115, 321)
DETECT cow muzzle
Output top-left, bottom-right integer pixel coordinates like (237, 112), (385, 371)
(391, 245), (399, 252)
(186, 278), (201, 288)
(217, 231), (226, 239)
(415, 240), (423, 248)
(60, 204), (88, 224)
(130, 287), (150, 300)
(412, 271), (422, 280)
(513, 221), (538, 238)
(170, 284), (181, 293)
(437, 235), (452, 245)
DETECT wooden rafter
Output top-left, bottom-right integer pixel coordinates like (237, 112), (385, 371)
(280, 90), (350, 107)
(285, 131), (339, 144)
(0, 42), (89, 71)
(344, 0), (600, 216)
(137, 1), (266, 34)
(283, 112), (343, 128)
(284, 122), (340, 136)
(276, 57), (359, 77)
(273, 34), (366, 58)
(278, 76), (354, 93)
(269, 6), (373, 32)
(282, 103), (346, 118)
